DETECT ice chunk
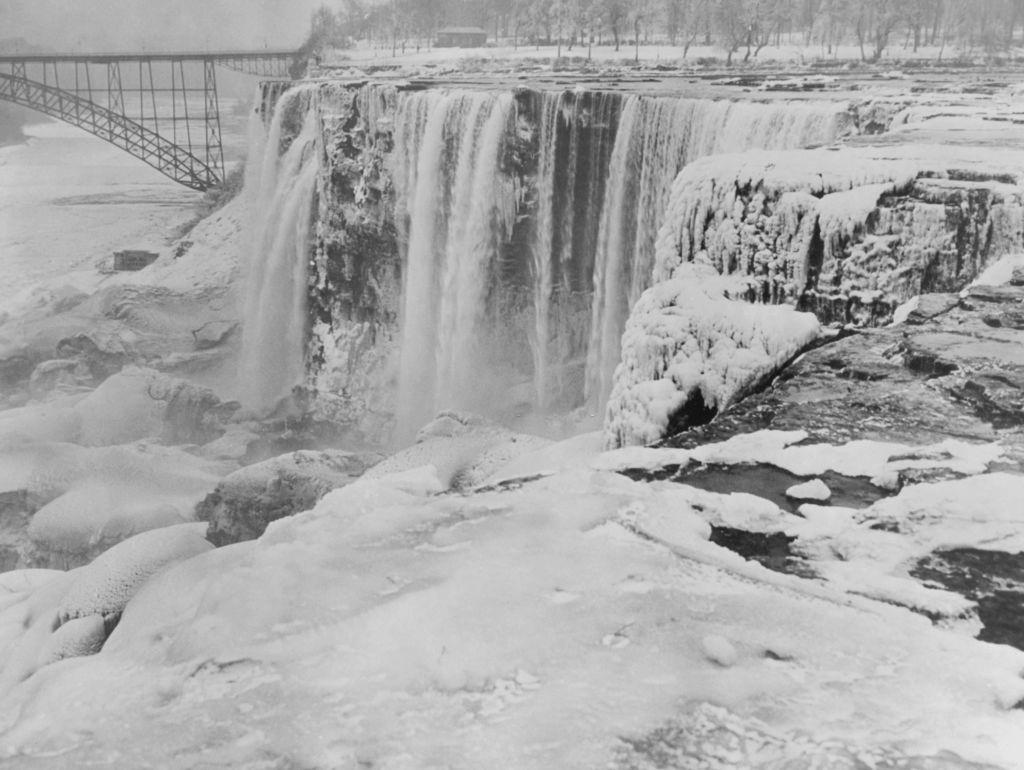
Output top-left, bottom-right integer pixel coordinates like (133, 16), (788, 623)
(785, 478), (832, 502)
(701, 634), (739, 667)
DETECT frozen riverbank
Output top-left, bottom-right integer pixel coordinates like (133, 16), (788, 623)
(0, 122), (202, 313)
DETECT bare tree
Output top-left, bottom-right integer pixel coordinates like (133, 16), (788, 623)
(665, 0), (707, 56)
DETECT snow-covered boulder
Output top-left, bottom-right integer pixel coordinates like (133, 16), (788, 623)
(27, 482), (197, 568)
(0, 524), (212, 686)
(0, 396), (83, 445)
(36, 615), (107, 666)
(364, 411), (551, 490)
(605, 265), (821, 448)
(0, 441), (222, 567)
(72, 367), (168, 446)
(198, 449), (382, 545)
(24, 442), (223, 508)
(70, 366), (234, 446)
(56, 522), (212, 625)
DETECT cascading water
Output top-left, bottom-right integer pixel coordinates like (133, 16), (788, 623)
(581, 97), (846, 409)
(305, 84), (851, 442)
(238, 85), (321, 412)
(393, 91), (517, 439)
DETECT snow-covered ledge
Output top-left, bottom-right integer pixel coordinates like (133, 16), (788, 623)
(653, 145), (1024, 323)
(605, 264), (821, 448)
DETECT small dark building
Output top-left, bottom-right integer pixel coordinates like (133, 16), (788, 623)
(435, 27), (487, 48)
(113, 249), (159, 271)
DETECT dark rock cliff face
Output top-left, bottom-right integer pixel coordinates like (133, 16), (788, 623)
(292, 83), (629, 434)
(305, 85), (403, 442)
(803, 175), (1024, 324)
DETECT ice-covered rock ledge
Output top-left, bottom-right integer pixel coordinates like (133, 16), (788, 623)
(654, 144), (1024, 324)
(605, 144), (1024, 447)
(605, 264), (821, 448)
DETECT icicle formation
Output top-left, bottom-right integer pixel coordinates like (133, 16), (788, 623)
(393, 91), (517, 440)
(238, 84), (321, 412)
(583, 97), (847, 411)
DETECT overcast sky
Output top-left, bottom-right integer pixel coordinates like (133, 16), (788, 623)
(0, 0), (326, 52)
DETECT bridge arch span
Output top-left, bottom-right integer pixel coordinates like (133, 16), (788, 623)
(0, 51), (302, 190)
(0, 72), (220, 191)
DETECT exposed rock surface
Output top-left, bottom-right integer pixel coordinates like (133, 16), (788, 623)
(667, 283), (1024, 473)
(198, 449), (383, 546)
(191, 320), (237, 350)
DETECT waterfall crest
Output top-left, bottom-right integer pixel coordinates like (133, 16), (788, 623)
(295, 84), (850, 442)
(238, 85), (321, 412)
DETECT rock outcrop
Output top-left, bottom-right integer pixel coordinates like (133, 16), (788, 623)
(654, 146), (1024, 325)
(197, 449), (382, 545)
(666, 281), (1024, 475)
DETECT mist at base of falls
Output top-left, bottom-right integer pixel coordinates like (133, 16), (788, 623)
(241, 83), (848, 443)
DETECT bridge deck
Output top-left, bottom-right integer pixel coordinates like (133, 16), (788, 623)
(0, 50), (300, 64)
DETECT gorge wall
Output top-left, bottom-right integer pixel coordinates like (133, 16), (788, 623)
(243, 79), (1024, 447)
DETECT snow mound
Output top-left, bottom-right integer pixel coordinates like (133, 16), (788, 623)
(72, 367), (167, 446)
(700, 634), (739, 667)
(3, 465), (1022, 767)
(36, 615), (106, 666)
(56, 522), (212, 625)
(606, 265), (820, 447)
(0, 396), (83, 446)
(366, 412), (551, 489)
(28, 482), (196, 565)
(0, 569), (63, 596)
(24, 441), (223, 507)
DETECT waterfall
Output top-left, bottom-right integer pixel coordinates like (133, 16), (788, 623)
(530, 94), (561, 410)
(238, 85), (321, 412)
(305, 85), (848, 441)
(394, 91), (517, 440)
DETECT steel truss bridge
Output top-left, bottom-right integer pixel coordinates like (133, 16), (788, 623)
(0, 50), (303, 191)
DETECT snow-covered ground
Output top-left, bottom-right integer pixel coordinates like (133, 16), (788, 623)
(2, 435), (1024, 767)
